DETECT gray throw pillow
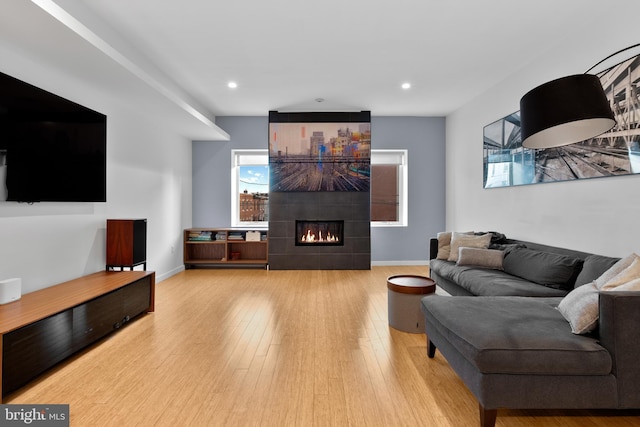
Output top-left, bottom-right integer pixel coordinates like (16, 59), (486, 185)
(573, 254), (621, 288)
(502, 247), (583, 290)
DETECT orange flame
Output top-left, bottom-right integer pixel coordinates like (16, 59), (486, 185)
(300, 229), (339, 243)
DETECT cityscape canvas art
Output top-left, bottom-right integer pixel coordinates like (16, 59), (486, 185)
(269, 112), (371, 192)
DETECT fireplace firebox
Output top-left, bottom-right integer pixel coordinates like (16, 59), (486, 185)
(296, 220), (344, 246)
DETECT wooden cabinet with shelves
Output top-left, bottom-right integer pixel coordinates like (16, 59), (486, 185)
(1, 271), (155, 399)
(183, 228), (268, 268)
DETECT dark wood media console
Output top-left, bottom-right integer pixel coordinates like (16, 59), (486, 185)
(0, 270), (155, 400)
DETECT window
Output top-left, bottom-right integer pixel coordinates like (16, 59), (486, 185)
(231, 150), (269, 227)
(371, 149), (408, 227)
(231, 148), (407, 227)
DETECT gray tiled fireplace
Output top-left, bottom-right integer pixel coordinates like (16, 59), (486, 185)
(268, 192), (370, 269)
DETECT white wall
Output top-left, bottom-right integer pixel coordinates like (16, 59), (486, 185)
(0, 45), (192, 294)
(446, 22), (640, 257)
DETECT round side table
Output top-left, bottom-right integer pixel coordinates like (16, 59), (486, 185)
(387, 275), (436, 333)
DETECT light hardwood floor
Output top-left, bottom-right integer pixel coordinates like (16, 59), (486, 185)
(6, 266), (640, 426)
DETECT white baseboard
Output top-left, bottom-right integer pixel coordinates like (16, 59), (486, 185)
(158, 261), (430, 279)
(156, 265), (185, 282)
(371, 260), (430, 266)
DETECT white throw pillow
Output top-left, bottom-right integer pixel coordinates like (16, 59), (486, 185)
(599, 256), (640, 290)
(609, 277), (640, 291)
(436, 231), (452, 260)
(594, 253), (639, 289)
(447, 232), (492, 262)
(436, 231), (473, 260)
(559, 253), (640, 335)
(456, 247), (504, 270)
(557, 282), (600, 334)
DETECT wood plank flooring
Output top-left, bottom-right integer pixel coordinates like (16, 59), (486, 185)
(6, 266), (640, 426)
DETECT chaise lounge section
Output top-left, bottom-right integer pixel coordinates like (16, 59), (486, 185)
(422, 292), (640, 426)
(421, 233), (640, 426)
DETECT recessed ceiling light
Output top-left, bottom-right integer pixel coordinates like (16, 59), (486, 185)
(401, 82), (411, 90)
(228, 81), (238, 89)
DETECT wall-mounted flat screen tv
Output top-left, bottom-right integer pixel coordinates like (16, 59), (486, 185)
(269, 111), (371, 192)
(0, 70), (106, 202)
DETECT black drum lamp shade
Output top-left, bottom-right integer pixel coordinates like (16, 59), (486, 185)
(520, 74), (615, 149)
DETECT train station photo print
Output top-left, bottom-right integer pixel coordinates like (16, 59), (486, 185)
(483, 52), (640, 189)
(269, 121), (371, 192)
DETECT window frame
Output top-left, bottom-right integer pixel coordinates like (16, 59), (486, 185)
(370, 149), (408, 227)
(231, 149), (269, 228)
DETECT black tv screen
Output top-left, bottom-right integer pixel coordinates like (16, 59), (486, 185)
(0, 71), (106, 202)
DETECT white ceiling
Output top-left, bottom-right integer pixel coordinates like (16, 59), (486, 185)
(0, 0), (632, 138)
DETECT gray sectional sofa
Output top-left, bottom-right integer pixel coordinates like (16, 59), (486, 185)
(421, 234), (640, 427)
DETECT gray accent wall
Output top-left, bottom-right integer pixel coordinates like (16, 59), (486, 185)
(193, 115), (446, 264)
(369, 117), (446, 263)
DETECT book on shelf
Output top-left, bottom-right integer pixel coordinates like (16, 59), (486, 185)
(189, 231), (213, 241)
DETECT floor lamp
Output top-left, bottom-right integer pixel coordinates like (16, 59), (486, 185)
(520, 44), (640, 149)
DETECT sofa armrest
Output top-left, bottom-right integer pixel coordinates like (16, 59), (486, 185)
(598, 291), (640, 408)
(430, 238), (438, 260)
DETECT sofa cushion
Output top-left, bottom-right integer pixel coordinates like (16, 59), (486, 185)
(456, 247), (504, 270)
(574, 254), (621, 288)
(429, 259), (568, 297)
(455, 268), (568, 297)
(448, 232), (492, 262)
(421, 296), (612, 376)
(503, 247), (583, 290)
(429, 259), (474, 283)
